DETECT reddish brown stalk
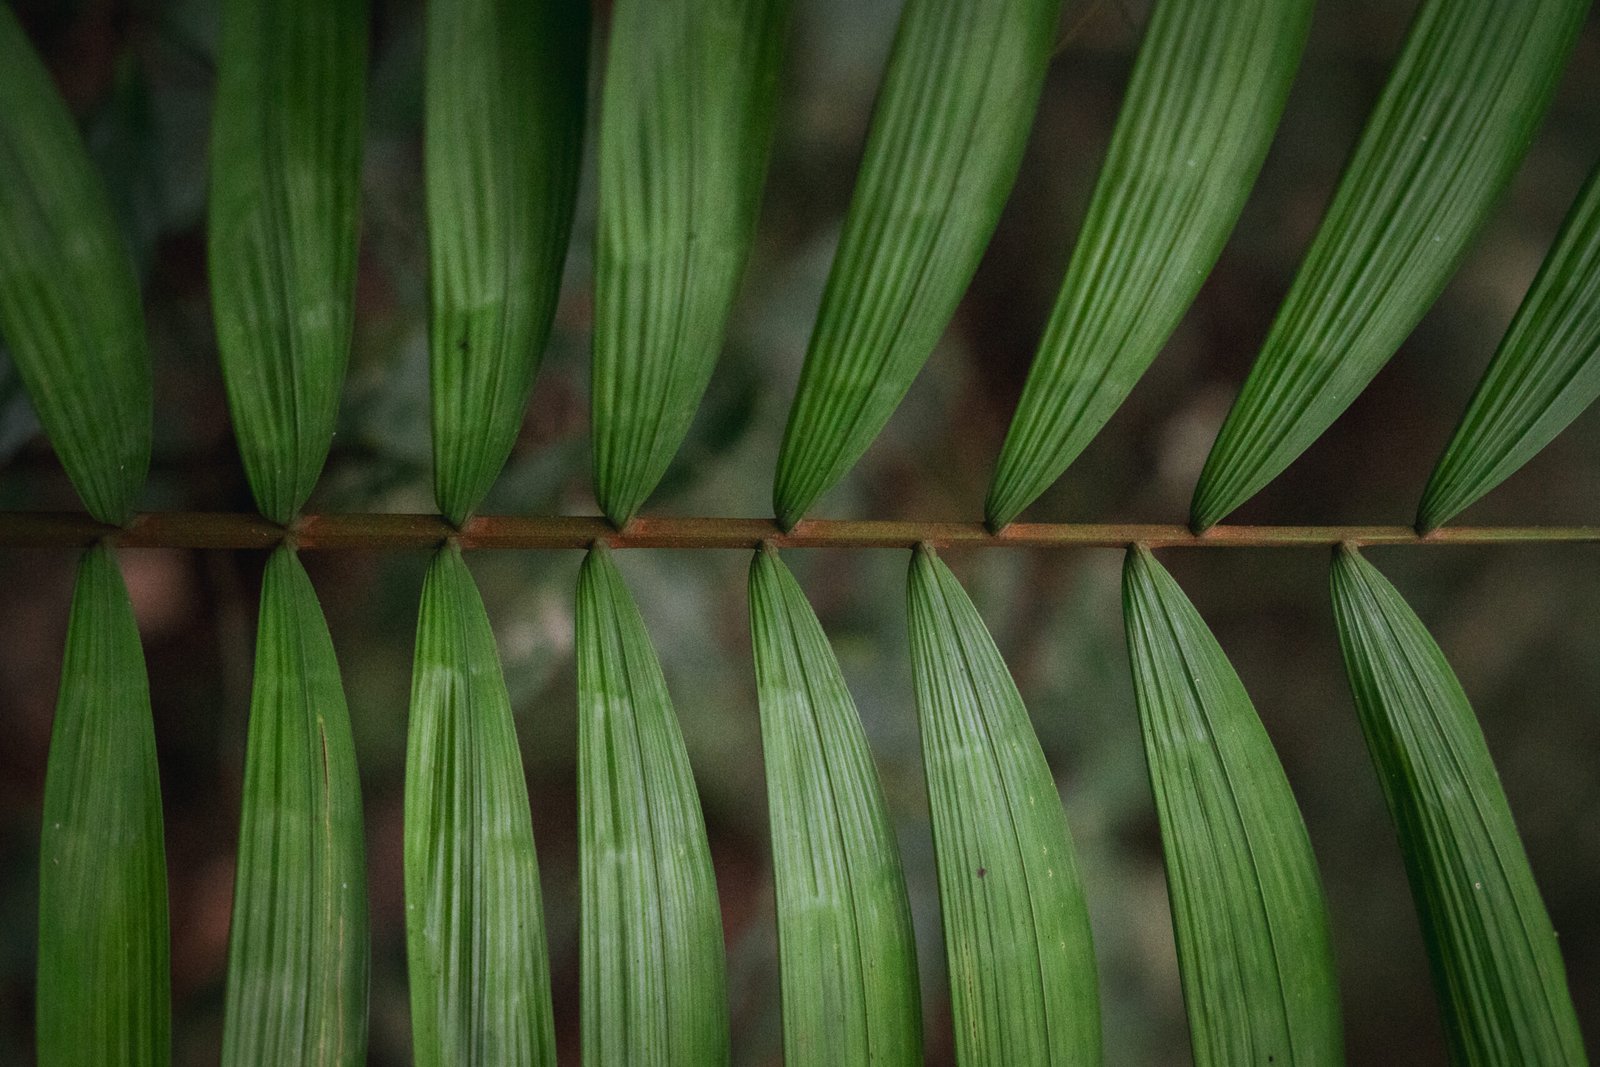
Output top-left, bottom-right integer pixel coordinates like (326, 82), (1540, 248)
(0, 512), (1597, 550)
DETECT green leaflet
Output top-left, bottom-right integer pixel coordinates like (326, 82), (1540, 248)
(1330, 547), (1585, 1064)
(405, 545), (556, 1065)
(1190, 0), (1588, 530)
(209, 0), (367, 524)
(1418, 157), (1600, 531)
(748, 547), (922, 1066)
(0, 9), (150, 525)
(985, 0), (1312, 530)
(772, 0), (1062, 531)
(427, 0), (588, 526)
(37, 544), (169, 1066)
(905, 546), (1100, 1063)
(222, 547), (367, 1066)
(592, 0), (792, 527)
(1121, 546), (1340, 1066)
(576, 545), (729, 1064)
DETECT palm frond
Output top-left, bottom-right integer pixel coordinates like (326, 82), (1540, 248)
(209, 0), (367, 524)
(0, 8), (150, 525)
(427, 0), (588, 526)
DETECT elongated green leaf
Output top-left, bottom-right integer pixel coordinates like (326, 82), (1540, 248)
(1330, 546), (1585, 1064)
(986, 0), (1312, 530)
(748, 546), (921, 1066)
(592, 0), (792, 527)
(1418, 158), (1600, 531)
(905, 546), (1100, 1063)
(209, 0), (367, 524)
(1190, 0), (1588, 530)
(576, 545), (729, 1064)
(405, 545), (556, 1065)
(223, 546), (367, 1066)
(1122, 546), (1340, 1066)
(37, 544), (168, 1066)
(428, 0), (588, 526)
(0, 9), (150, 525)
(771, 0), (1063, 530)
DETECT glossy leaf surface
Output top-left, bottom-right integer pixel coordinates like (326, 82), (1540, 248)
(405, 545), (556, 1065)
(906, 546), (1100, 1063)
(1330, 547), (1585, 1064)
(1419, 158), (1600, 530)
(772, 0), (1063, 529)
(0, 8), (150, 524)
(209, 0), (367, 523)
(427, 0), (588, 525)
(592, 0), (792, 527)
(1191, 0), (1587, 529)
(748, 546), (921, 1065)
(576, 545), (729, 1064)
(987, 0), (1312, 529)
(1123, 546), (1340, 1065)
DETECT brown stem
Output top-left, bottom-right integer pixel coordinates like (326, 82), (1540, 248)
(0, 512), (1597, 550)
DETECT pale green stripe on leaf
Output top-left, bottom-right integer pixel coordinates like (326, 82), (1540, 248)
(1191, 0), (1587, 530)
(1418, 157), (1600, 531)
(428, 0), (588, 526)
(209, 0), (367, 524)
(222, 546), (368, 1067)
(748, 546), (921, 1066)
(37, 544), (169, 1066)
(0, 9), (150, 525)
(576, 545), (729, 1065)
(1330, 547), (1585, 1064)
(905, 546), (1100, 1063)
(592, 0), (792, 527)
(404, 545), (557, 1066)
(1121, 546), (1340, 1066)
(772, 0), (1062, 530)
(986, 0), (1311, 530)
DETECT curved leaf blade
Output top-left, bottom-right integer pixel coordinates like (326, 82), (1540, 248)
(1122, 546), (1340, 1065)
(0, 9), (151, 524)
(986, 0), (1312, 529)
(1190, 0), (1588, 530)
(772, 0), (1063, 530)
(576, 545), (729, 1064)
(1329, 546), (1585, 1063)
(209, 0), (367, 524)
(905, 546), (1100, 1063)
(1418, 157), (1600, 531)
(405, 545), (556, 1066)
(428, 0), (588, 526)
(222, 546), (368, 1066)
(37, 544), (168, 1066)
(748, 546), (922, 1066)
(592, 0), (792, 527)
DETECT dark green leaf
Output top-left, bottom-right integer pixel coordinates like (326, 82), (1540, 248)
(405, 545), (556, 1065)
(209, 0), (367, 524)
(37, 544), (168, 1066)
(1418, 157), (1600, 531)
(0, 8), (151, 524)
(1330, 546), (1585, 1063)
(576, 544), (728, 1064)
(772, 0), (1063, 530)
(427, 0), (588, 526)
(1191, 0), (1588, 530)
(905, 545), (1100, 1063)
(748, 546), (921, 1065)
(986, 0), (1312, 529)
(1122, 546), (1340, 1065)
(222, 546), (367, 1066)
(592, 0), (792, 527)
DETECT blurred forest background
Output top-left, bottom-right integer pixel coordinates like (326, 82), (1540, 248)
(1, 0), (1598, 1063)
